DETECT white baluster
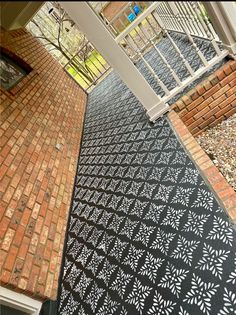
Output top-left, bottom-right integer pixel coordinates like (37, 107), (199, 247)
(181, 2), (201, 37)
(127, 34), (170, 96)
(196, 2), (220, 41)
(192, 2), (221, 56)
(173, 2), (209, 67)
(152, 10), (195, 76)
(185, 2), (206, 37)
(139, 22), (182, 87)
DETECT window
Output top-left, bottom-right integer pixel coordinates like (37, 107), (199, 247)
(0, 53), (28, 90)
(0, 47), (32, 93)
(1, 305), (28, 315)
(0, 286), (42, 315)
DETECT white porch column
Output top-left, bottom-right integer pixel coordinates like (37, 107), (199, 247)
(59, 1), (169, 122)
(204, 2), (236, 57)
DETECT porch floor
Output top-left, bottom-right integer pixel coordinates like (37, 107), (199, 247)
(57, 34), (235, 315)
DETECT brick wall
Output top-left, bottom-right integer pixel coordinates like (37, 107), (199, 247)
(102, 2), (146, 33)
(172, 60), (236, 136)
(102, 2), (127, 21)
(0, 28), (87, 300)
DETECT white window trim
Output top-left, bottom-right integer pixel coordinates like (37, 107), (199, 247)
(0, 286), (42, 315)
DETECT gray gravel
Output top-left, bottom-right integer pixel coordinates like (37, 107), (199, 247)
(196, 114), (236, 191)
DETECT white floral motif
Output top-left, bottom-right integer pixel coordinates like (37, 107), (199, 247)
(67, 240), (83, 260)
(125, 166), (139, 179)
(158, 262), (189, 297)
(156, 152), (172, 165)
(144, 203), (165, 224)
(171, 151), (187, 165)
(147, 291), (176, 315)
(171, 236), (199, 266)
(161, 206), (186, 230)
(80, 223), (93, 241)
(89, 208), (102, 223)
(98, 211), (113, 228)
(129, 199), (148, 217)
(171, 187), (194, 207)
(70, 217), (84, 234)
(109, 239), (127, 261)
(139, 252), (164, 283)
(139, 183), (156, 199)
(191, 188), (214, 210)
(118, 196), (134, 214)
(65, 263), (81, 288)
(162, 167), (182, 183)
(227, 257), (236, 284)
(63, 258), (73, 279)
(178, 306), (190, 315)
(74, 272), (92, 298)
(119, 218), (139, 238)
(127, 181), (142, 196)
(97, 259), (117, 285)
(149, 166), (166, 181)
(146, 153), (157, 164)
(112, 268), (133, 298)
(107, 179), (119, 192)
(218, 288), (236, 315)
(134, 223), (155, 246)
(196, 243), (230, 279)
(151, 228), (176, 255)
(126, 278), (152, 312)
(182, 211), (210, 237)
(61, 294), (79, 315)
(155, 184), (174, 203)
(99, 192), (110, 207)
(97, 294), (120, 315)
(85, 282), (105, 313)
(58, 284), (70, 311)
(180, 167), (199, 185)
(117, 180), (129, 194)
(152, 138), (166, 151)
(97, 232), (114, 254)
(135, 166), (149, 180)
(77, 245), (93, 267)
(123, 245), (145, 271)
(87, 228), (103, 247)
(86, 252), (104, 275)
(109, 214), (124, 233)
(207, 216), (233, 246)
(184, 274), (219, 315)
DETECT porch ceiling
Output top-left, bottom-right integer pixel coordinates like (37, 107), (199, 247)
(0, 1), (43, 31)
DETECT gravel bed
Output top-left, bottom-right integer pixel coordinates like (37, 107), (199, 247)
(196, 114), (236, 191)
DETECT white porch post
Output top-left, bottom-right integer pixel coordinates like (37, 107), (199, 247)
(59, 1), (169, 122)
(204, 2), (236, 57)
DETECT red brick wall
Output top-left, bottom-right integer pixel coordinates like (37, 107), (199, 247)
(172, 60), (236, 136)
(102, 2), (128, 21)
(102, 2), (146, 33)
(0, 28), (87, 300)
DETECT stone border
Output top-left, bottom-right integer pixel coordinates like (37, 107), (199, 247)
(168, 110), (236, 224)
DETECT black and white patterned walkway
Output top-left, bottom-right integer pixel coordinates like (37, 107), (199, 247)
(57, 34), (236, 315)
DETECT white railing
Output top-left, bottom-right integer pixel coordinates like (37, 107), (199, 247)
(113, 1), (228, 116)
